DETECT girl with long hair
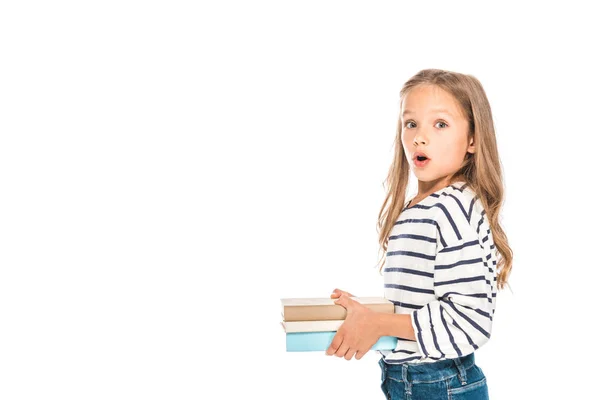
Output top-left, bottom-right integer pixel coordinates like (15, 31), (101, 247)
(327, 68), (512, 399)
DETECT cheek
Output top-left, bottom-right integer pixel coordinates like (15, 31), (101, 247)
(446, 143), (469, 166)
(400, 130), (412, 147)
(432, 140), (465, 167)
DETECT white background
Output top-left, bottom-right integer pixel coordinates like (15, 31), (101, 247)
(1, 1), (598, 399)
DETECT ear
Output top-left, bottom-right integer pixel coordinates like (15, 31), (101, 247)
(467, 135), (475, 154)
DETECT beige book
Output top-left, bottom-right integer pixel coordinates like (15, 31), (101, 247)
(280, 296), (394, 322)
(281, 319), (345, 333)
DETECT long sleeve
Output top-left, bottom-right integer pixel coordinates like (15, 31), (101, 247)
(410, 202), (496, 360)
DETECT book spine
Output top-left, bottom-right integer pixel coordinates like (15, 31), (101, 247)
(285, 332), (398, 352)
(283, 320), (344, 333)
(283, 302), (394, 322)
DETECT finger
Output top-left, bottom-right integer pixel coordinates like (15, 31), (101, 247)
(334, 294), (351, 308)
(344, 348), (357, 361)
(355, 350), (366, 360)
(335, 340), (350, 358)
(331, 289), (355, 298)
(326, 333), (343, 356)
(333, 297), (345, 309)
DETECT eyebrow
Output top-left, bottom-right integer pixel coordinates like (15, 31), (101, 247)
(402, 108), (455, 118)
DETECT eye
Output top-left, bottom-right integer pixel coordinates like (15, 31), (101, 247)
(435, 121), (448, 129)
(404, 121), (416, 129)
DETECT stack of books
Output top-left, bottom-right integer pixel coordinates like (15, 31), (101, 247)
(280, 296), (399, 352)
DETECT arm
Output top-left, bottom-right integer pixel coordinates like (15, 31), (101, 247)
(410, 207), (496, 360)
(374, 312), (417, 341)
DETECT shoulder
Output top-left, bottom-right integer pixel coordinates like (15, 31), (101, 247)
(432, 182), (475, 223)
(433, 183), (479, 248)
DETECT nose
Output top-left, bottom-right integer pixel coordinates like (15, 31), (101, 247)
(413, 131), (427, 145)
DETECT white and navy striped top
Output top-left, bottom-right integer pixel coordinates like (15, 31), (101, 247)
(379, 181), (498, 364)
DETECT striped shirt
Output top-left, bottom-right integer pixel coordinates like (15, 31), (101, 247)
(379, 181), (498, 364)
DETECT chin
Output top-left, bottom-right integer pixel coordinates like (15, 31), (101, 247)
(414, 173), (445, 183)
(412, 171), (434, 180)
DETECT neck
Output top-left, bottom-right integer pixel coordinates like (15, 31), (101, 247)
(417, 176), (463, 197)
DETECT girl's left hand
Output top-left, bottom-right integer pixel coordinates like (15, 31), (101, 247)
(325, 294), (381, 360)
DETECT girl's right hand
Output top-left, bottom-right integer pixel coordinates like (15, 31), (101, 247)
(330, 288), (355, 299)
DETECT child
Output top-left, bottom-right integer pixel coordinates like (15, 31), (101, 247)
(326, 68), (513, 400)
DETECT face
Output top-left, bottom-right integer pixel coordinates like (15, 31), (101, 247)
(400, 84), (474, 191)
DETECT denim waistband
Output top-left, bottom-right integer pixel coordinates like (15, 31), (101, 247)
(378, 352), (475, 384)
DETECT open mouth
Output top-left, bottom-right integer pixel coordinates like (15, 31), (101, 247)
(414, 155), (430, 167)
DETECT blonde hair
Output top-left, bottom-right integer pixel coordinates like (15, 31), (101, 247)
(375, 69), (513, 290)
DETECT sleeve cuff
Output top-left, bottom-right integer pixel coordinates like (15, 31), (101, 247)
(411, 309), (429, 359)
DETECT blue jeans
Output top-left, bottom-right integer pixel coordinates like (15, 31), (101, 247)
(378, 352), (489, 399)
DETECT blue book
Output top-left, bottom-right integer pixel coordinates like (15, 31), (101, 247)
(286, 331), (398, 352)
